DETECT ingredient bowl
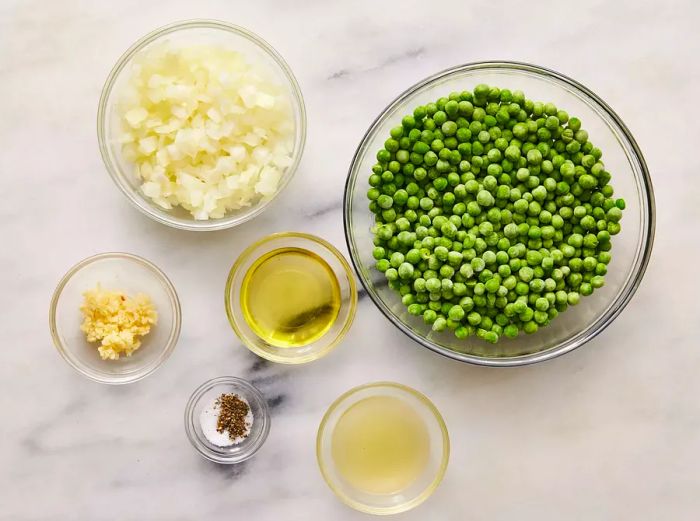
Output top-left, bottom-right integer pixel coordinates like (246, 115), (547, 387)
(184, 376), (271, 464)
(317, 382), (449, 515)
(225, 232), (357, 364)
(49, 253), (181, 384)
(344, 61), (655, 366)
(98, 19), (306, 231)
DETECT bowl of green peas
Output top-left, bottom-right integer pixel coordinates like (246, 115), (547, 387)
(343, 61), (655, 366)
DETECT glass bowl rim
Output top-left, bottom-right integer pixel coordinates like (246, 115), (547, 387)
(343, 60), (656, 367)
(224, 231), (358, 364)
(183, 375), (271, 464)
(97, 18), (308, 231)
(316, 380), (450, 515)
(48, 251), (182, 384)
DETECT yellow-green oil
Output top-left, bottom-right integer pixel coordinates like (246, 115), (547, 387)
(240, 247), (341, 347)
(331, 396), (430, 495)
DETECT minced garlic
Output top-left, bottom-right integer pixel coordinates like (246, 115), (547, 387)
(79, 285), (157, 360)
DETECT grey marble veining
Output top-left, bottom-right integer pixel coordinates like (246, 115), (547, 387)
(1, 0), (699, 519)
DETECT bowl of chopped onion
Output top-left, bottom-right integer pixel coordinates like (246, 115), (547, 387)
(98, 20), (306, 231)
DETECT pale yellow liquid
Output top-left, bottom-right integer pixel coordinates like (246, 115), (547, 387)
(241, 247), (341, 347)
(331, 396), (430, 495)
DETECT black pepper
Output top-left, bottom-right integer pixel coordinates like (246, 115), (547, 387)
(215, 393), (251, 441)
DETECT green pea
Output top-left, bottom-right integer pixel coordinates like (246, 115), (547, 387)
(414, 277), (427, 293)
(432, 317), (447, 332)
(398, 263), (415, 280)
(476, 190), (495, 207)
(426, 278), (442, 293)
(518, 266), (534, 282)
(447, 251), (463, 266)
(372, 246), (386, 260)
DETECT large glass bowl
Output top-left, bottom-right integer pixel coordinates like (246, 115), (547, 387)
(344, 61), (655, 367)
(98, 20), (306, 231)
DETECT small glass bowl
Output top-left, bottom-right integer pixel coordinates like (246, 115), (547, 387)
(225, 232), (357, 364)
(184, 376), (271, 464)
(317, 382), (450, 515)
(344, 61), (655, 366)
(97, 19), (307, 231)
(49, 253), (181, 384)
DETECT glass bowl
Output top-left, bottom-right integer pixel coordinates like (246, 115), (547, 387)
(225, 232), (357, 364)
(49, 253), (181, 384)
(97, 19), (307, 231)
(316, 382), (450, 515)
(344, 61), (655, 367)
(184, 376), (271, 464)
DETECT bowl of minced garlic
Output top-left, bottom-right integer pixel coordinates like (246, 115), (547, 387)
(50, 252), (181, 384)
(80, 285), (158, 360)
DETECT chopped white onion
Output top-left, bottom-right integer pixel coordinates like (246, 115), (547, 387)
(117, 42), (295, 220)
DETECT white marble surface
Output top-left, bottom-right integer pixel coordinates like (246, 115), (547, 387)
(1, 0), (698, 519)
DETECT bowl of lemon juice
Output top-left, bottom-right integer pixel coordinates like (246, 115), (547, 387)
(316, 382), (449, 515)
(225, 232), (357, 363)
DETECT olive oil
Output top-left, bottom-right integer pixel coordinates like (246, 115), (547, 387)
(331, 396), (430, 495)
(241, 247), (341, 347)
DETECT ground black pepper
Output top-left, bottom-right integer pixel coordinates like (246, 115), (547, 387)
(215, 393), (251, 441)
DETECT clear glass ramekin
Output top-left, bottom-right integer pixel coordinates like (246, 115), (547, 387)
(97, 19), (307, 231)
(317, 382), (450, 515)
(344, 61), (655, 366)
(184, 376), (271, 464)
(49, 252), (181, 384)
(225, 232), (357, 364)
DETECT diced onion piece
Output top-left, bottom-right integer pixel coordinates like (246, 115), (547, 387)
(124, 108), (148, 128)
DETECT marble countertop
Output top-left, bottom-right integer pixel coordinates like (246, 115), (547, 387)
(1, 0), (697, 519)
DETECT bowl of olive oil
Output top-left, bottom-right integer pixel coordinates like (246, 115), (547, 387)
(226, 232), (357, 363)
(316, 382), (450, 515)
